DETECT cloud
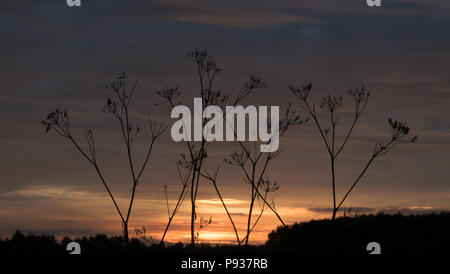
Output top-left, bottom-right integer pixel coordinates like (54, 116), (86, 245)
(169, 10), (317, 28)
(197, 198), (246, 205)
(1, 186), (99, 200)
(308, 207), (375, 214)
(308, 206), (449, 215)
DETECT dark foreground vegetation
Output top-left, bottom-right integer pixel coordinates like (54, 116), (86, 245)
(1, 213), (449, 254)
(267, 212), (450, 254)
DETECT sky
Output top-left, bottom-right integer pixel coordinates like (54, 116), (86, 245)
(0, 0), (449, 244)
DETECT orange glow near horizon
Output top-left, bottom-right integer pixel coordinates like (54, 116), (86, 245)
(119, 199), (330, 245)
(1, 185), (442, 244)
(1, 185), (329, 244)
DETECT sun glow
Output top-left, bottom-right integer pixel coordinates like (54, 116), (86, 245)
(197, 198), (247, 205)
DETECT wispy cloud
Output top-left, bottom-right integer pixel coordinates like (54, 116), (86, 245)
(308, 206), (448, 215)
(169, 10), (318, 28)
(1, 186), (99, 200)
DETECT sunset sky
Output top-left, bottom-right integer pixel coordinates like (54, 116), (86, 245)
(1, 0), (449, 244)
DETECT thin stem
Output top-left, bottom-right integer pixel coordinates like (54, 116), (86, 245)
(199, 170), (241, 245)
(160, 164), (191, 245)
(304, 101), (332, 156)
(334, 115), (358, 157)
(331, 157), (337, 220)
(335, 155), (375, 213)
(67, 135), (125, 224)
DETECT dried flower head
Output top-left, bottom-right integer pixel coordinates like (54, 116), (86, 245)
(320, 95), (343, 113)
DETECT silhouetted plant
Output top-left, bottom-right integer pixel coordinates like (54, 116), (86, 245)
(135, 226), (155, 245)
(195, 216), (213, 242)
(200, 166), (241, 244)
(342, 207), (359, 218)
(156, 49), (265, 245)
(159, 161), (191, 245)
(42, 73), (166, 242)
(223, 103), (307, 244)
(290, 84), (417, 220)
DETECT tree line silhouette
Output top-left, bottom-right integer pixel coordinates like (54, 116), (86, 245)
(3, 213), (450, 254)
